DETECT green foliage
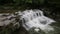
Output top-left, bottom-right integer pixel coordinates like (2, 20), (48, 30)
(0, 0), (60, 6)
(0, 0), (45, 5)
(48, 0), (60, 4)
(13, 0), (45, 5)
(32, 0), (45, 5)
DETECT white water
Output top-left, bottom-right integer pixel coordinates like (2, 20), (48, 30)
(18, 10), (56, 33)
(0, 9), (56, 33)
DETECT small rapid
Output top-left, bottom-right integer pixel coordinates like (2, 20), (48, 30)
(0, 9), (56, 34)
(18, 10), (56, 33)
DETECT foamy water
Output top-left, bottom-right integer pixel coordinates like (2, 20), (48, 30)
(17, 10), (56, 33)
(0, 9), (56, 33)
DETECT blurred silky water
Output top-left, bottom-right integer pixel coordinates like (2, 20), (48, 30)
(0, 10), (60, 34)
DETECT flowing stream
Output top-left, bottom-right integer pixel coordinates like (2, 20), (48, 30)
(17, 10), (56, 34)
(0, 9), (60, 34)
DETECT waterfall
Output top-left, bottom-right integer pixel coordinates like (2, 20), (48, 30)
(0, 9), (56, 34)
(17, 9), (56, 33)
